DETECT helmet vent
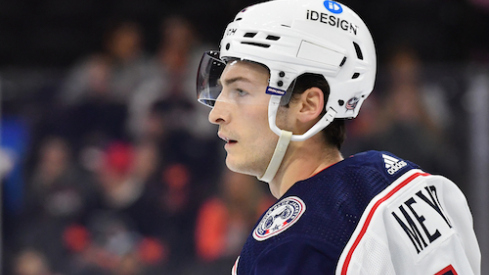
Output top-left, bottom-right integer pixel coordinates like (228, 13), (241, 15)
(266, 35), (280, 41)
(353, 42), (363, 60)
(235, 18), (243, 21)
(241, 42), (270, 48)
(244, 32), (257, 38)
(352, 72), (360, 79)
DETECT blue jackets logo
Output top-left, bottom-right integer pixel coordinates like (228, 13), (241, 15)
(253, 196), (306, 241)
(324, 1), (343, 14)
(346, 96), (359, 111)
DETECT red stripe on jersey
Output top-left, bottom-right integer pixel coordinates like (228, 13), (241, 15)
(232, 256), (239, 275)
(341, 171), (430, 275)
(434, 264), (458, 275)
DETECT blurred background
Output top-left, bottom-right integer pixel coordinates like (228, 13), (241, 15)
(1, 0), (488, 274)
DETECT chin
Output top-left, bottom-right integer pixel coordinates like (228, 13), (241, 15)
(225, 157), (260, 178)
(225, 157), (244, 173)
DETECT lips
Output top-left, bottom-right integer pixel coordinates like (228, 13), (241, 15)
(218, 132), (237, 144)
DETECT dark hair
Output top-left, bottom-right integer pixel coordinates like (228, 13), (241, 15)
(285, 73), (346, 149)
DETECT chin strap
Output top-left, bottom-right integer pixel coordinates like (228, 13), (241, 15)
(258, 130), (292, 183)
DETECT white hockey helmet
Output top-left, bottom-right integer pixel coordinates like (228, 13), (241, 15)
(197, 0), (376, 182)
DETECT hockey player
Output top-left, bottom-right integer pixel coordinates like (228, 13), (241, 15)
(196, 0), (481, 274)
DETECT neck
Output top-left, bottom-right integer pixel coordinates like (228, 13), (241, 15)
(268, 141), (343, 199)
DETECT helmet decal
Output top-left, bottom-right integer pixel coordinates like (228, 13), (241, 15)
(346, 97), (360, 111)
(323, 0), (343, 14)
(306, 10), (359, 35)
(266, 87), (287, 96)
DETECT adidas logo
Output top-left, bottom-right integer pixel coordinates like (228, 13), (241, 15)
(382, 154), (407, 175)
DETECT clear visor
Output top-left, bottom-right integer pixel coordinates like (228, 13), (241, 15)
(196, 51), (225, 107)
(196, 50), (296, 107)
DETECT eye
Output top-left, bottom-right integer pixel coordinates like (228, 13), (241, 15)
(235, 89), (248, 96)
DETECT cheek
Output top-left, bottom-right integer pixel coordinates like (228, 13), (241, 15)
(228, 106), (278, 172)
(245, 105), (273, 137)
(246, 106), (279, 155)
(275, 106), (295, 132)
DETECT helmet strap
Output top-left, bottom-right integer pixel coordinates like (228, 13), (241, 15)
(258, 129), (292, 183)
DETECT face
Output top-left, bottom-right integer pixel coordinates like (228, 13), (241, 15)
(208, 61), (279, 177)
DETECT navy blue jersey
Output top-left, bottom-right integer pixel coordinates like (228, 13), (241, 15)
(233, 151), (480, 275)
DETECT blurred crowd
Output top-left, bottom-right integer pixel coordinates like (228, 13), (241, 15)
(1, 8), (481, 275)
(2, 16), (276, 275)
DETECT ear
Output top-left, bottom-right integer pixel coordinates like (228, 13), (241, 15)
(295, 87), (325, 124)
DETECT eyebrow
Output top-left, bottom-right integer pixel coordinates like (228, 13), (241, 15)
(218, 76), (252, 87)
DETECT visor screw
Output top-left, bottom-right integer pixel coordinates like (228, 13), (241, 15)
(338, 100), (344, 106)
(226, 43), (230, 50)
(277, 81), (283, 87)
(279, 71), (285, 77)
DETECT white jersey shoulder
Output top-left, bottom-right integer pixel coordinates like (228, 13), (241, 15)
(336, 169), (481, 275)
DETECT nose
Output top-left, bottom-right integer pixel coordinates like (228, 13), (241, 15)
(208, 98), (230, 125)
